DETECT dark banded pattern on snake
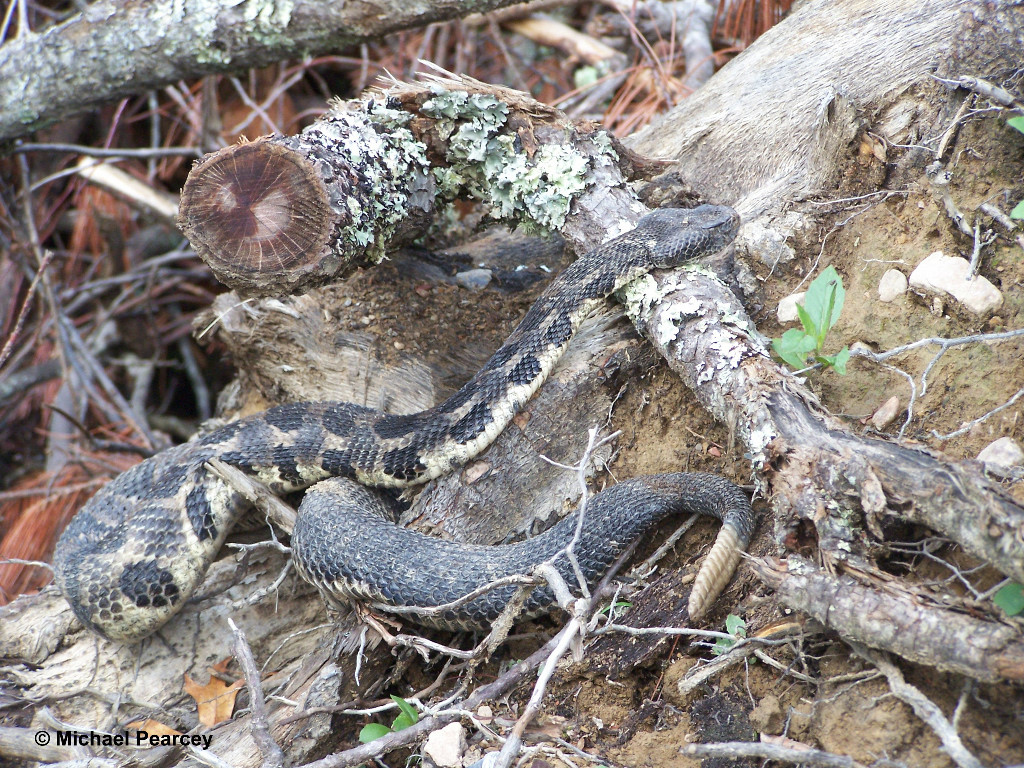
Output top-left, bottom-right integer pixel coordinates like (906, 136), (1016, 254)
(53, 205), (750, 642)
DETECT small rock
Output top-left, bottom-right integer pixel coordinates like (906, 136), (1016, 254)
(455, 268), (493, 291)
(777, 291), (806, 323)
(877, 269), (908, 302)
(908, 251), (1002, 315)
(977, 437), (1024, 470)
(871, 396), (901, 430)
(742, 220), (795, 267)
(423, 722), (467, 768)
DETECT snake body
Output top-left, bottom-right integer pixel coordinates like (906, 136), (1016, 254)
(54, 205), (750, 642)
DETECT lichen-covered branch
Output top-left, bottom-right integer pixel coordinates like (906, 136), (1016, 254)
(178, 102), (435, 294)
(0, 0), (528, 142)
(754, 556), (1024, 683)
(180, 73), (648, 295)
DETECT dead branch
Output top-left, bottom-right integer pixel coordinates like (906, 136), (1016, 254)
(229, 619), (286, 768)
(754, 556), (1024, 683)
(680, 741), (902, 768)
(0, 0), (531, 142)
(178, 71), (646, 295)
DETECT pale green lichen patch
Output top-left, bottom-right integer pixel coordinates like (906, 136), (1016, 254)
(312, 99), (431, 263)
(419, 87), (605, 231)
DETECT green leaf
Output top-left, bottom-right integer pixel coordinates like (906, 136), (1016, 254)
(712, 614), (747, 655)
(1008, 115), (1024, 134)
(392, 713), (416, 731)
(772, 329), (818, 369)
(994, 582), (1024, 616)
(711, 637), (734, 655)
(803, 266), (845, 337)
(724, 614), (747, 637)
(599, 600), (633, 617)
(358, 724), (393, 743)
(390, 695), (419, 730)
(1011, 198), (1024, 220)
(821, 346), (851, 375)
(795, 302), (819, 338)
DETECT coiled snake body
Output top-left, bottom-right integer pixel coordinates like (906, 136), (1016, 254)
(54, 205), (753, 642)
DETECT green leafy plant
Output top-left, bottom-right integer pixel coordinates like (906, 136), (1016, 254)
(1009, 116), (1024, 220)
(358, 695), (419, 743)
(712, 614), (747, 655)
(994, 582), (1024, 616)
(771, 265), (850, 374)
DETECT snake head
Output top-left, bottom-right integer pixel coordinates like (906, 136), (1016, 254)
(638, 204), (740, 269)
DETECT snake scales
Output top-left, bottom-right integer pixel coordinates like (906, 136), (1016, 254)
(54, 205), (753, 642)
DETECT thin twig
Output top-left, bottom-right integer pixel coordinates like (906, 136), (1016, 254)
(0, 250), (54, 370)
(367, 573), (540, 620)
(206, 458), (297, 533)
(680, 741), (905, 768)
(850, 327), (1024, 439)
(13, 142), (203, 158)
(228, 618), (285, 768)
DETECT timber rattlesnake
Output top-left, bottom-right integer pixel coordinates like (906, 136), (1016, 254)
(54, 205), (753, 642)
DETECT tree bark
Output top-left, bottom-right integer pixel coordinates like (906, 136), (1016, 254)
(0, 0), (528, 142)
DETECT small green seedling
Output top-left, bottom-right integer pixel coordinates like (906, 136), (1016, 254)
(994, 582), (1024, 616)
(358, 695), (419, 743)
(712, 614), (747, 655)
(599, 600), (633, 619)
(771, 265), (850, 374)
(1009, 116), (1024, 220)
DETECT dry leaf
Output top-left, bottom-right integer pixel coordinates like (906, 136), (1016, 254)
(184, 670), (244, 727)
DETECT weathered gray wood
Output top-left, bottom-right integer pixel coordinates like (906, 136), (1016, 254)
(630, 0), (1023, 219)
(754, 556), (1024, 682)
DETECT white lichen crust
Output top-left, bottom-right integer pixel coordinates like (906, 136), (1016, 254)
(618, 266), (777, 477)
(294, 97), (433, 266)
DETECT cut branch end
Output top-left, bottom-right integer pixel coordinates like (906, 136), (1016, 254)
(178, 140), (333, 291)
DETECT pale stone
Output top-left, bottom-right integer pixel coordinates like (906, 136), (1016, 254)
(908, 251), (1002, 315)
(871, 396), (901, 430)
(455, 268), (493, 291)
(877, 269), (908, 302)
(777, 291), (806, 323)
(423, 722), (467, 768)
(743, 220), (795, 267)
(977, 437), (1024, 470)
